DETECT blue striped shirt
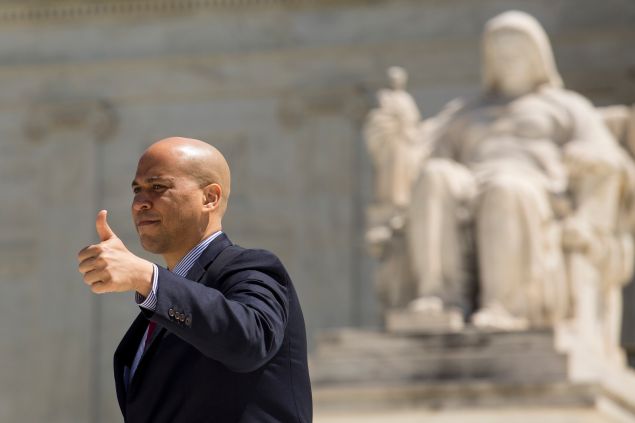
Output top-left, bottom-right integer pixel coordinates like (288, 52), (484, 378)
(130, 231), (223, 379)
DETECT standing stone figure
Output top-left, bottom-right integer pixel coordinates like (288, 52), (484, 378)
(364, 67), (429, 309)
(365, 66), (427, 208)
(406, 10), (635, 335)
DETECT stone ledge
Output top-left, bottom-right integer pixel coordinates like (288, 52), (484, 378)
(314, 327), (559, 353)
(313, 381), (598, 411)
(310, 328), (569, 386)
(0, 0), (378, 23)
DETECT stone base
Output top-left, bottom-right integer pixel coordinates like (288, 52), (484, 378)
(311, 328), (568, 386)
(313, 381), (597, 412)
(311, 328), (635, 420)
(310, 327), (594, 411)
(385, 307), (464, 333)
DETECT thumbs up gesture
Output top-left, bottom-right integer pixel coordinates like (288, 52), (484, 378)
(96, 209), (116, 242)
(78, 210), (153, 296)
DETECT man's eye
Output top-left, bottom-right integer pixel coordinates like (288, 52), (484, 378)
(133, 187), (141, 194)
(153, 184), (165, 191)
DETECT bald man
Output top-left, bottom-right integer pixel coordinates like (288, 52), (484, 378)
(77, 138), (312, 423)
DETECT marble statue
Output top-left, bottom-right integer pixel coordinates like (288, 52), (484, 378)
(363, 67), (429, 310)
(364, 66), (427, 208)
(365, 11), (635, 342)
(600, 104), (635, 159)
(409, 10), (635, 329)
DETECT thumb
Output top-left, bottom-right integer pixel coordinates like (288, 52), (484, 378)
(96, 210), (116, 241)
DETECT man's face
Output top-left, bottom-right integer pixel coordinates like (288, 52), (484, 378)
(131, 151), (208, 259)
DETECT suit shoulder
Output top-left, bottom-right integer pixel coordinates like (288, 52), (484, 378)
(219, 245), (289, 282)
(225, 245), (281, 264)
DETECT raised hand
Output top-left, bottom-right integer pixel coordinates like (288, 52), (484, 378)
(78, 210), (153, 296)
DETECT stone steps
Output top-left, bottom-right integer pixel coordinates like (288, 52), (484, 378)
(311, 328), (568, 385)
(313, 381), (597, 412)
(314, 406), (620, 423)
(310, 328), (596, 412)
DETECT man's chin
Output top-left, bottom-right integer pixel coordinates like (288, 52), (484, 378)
(139, 237), (166, 255)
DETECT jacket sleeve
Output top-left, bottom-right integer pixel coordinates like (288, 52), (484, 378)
(141, 251), (289, 373)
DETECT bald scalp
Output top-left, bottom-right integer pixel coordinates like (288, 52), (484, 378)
(142, 137), (231, 211)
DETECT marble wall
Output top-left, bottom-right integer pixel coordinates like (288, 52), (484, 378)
(0, 0), (632, 421)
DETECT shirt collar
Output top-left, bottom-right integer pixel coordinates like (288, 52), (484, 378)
(171, 231), (223, 277)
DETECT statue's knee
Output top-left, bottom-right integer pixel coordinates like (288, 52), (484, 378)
(483, 177), (532, 199)
(424, 159), (456, 176)
(414, 160), (476, 203)
(477, 179), (530, 215)
(418, 159), (458, 187)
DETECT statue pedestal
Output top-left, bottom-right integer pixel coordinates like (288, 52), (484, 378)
(310, 328), (595, 412)
(385, 307), (464, 333)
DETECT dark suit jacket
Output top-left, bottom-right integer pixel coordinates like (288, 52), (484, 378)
(113, 234), (312, 423)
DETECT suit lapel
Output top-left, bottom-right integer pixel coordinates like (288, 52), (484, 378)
(185, 233), (233, 282)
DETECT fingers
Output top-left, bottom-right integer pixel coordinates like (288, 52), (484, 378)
(82, 269), (116, 294)
(88, 281), (114, 295)
(90, 280), (124, 294)
(78, 256), (103, 274)
(89, 281), (106, 294)
(82, 268), (108, 286)
(96, 210), (116, 242)
(77, 244), (102, 264)
(82, 269), (109, 294)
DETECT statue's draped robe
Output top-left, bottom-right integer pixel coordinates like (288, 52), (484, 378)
(408, 87), (635, 325)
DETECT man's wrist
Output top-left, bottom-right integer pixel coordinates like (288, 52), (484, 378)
(134, 260), (155, 297)
(136, 264), (159, 310)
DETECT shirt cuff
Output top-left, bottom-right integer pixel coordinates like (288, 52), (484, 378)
(135, 263), (159, 311)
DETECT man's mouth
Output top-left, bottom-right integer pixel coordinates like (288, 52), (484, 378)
(137, 220), (160, 227)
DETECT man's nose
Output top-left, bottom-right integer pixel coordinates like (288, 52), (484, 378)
(132, 195), (151, 211)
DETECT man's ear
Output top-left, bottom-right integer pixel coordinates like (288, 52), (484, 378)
(203, 183), (222, 209)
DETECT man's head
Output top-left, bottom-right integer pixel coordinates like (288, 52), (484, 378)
(131, 137), (231, 266)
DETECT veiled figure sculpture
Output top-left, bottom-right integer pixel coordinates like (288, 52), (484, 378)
(365, 11), (635, 346)
(409, 10), (635, 330)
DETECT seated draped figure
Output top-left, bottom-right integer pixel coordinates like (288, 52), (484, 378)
(367, 11), (635, 331)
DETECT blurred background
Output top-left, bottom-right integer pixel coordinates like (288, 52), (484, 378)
(0, 0), (633, 422)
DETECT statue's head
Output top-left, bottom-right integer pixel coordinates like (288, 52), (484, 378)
(387, 66), (408, 91)
(481, 11), (563, 97)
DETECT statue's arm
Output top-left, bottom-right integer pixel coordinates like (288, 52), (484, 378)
(427, 98), (466, 160)
(560, 91), (626, 177)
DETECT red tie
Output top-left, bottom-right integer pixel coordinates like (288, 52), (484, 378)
(144, 321), (157, 351)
